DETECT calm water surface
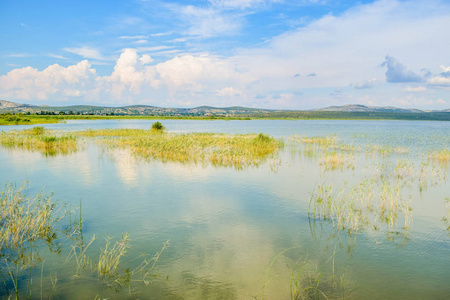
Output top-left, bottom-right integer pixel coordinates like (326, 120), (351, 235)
(0, 120), (449, 299)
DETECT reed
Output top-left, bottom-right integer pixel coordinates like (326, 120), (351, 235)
(319, 151), (355, 170)
(76, 128), (282, 168)
(262, 248), (344, 300)
(0, 183), (75, 299)
(309, 177), (413, 235)
(0, 129), (78, 155)
(429, 148), (450, 163)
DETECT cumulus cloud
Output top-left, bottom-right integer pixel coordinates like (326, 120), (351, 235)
(382, 56), (423, 83)
(0, 60), (96, 101)
(427, 65), (450, 86)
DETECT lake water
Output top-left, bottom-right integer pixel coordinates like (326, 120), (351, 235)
(1, 119), (449, 299)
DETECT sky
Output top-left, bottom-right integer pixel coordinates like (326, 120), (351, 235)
(0, 0), (449, 109)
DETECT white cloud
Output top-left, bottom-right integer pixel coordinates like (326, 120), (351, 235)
(64, 46), (108, 60)
(0, 60), (96, 101)
(217, 87), (242, 96)
(118, 35), (147, 39)
(354, 78), (378, 89)
(403, 86), (427, 92)
(209, 0), (265, 9)
(47, 54), (67, 60)
(133, 39), (148, 44)
(175, 5), (242, 37)
(6, 53), (31, 58)
(428, 76), (450, 86)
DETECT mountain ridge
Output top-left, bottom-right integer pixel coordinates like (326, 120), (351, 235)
(0, 99), (449, 116)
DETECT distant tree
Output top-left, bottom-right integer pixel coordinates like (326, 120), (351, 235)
(151, 121), (165, 131)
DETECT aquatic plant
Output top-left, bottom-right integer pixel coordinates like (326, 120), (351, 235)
(76, 129), (282, 168)
(0, 183), (75, 299)
(0, 129), (78, 156)
(319, 151), (355, 170)
(261, 248), (345, 300)
(67, 231), (169, 293)
(429, 148), (450, 163)
(308, 178), (413, 235)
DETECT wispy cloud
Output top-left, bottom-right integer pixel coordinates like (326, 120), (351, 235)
(118, 35), (148, 39)
(150, 32), (173, 37)
(353, 78), (378, 89)
(134, 46), (174, 52)
(64, 46), (109, 60)
(169, 4), (242, 38)
(133, 39), (148, 44)
(403, 86), (427, 92)
(5, 53), (31, 58)
(47, 54), (68, 60)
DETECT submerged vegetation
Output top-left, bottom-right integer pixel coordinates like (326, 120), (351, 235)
(0, 183), (73, 299)
(0, 183), (168, 299)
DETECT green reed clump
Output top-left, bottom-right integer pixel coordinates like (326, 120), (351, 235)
(26, 126), (45, 135)
(0, 129), (78, 155)
(76, 129), (281, 168)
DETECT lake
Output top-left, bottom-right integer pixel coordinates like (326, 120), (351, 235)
(0, 119), (449, 299)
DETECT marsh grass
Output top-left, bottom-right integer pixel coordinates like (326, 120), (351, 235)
(0, 183), (75, 299)
(367, 160), (447, 191)
(0, 128), (78, 156)
(261, 248), (345, 300)
(442, 198), (450, 232)
(76, 129), (282, 168)
(429, 148), (450, 165)
(67, 230), (169, 294)
(319, 151), (355, 170)
(309, 178), (413, 235)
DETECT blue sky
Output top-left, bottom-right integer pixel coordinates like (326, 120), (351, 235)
(0, 0), (449, 109)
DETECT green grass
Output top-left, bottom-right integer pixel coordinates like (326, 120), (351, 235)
(0, 114), (61, 125)
(0, 114), (253, 126)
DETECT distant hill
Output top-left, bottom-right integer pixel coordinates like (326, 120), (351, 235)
(313, 104), (430, 113)
(1, 99), (449, 121)
(0, 100), (273, 116)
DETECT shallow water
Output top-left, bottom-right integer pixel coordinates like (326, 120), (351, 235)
(0, 120), (449, 299)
